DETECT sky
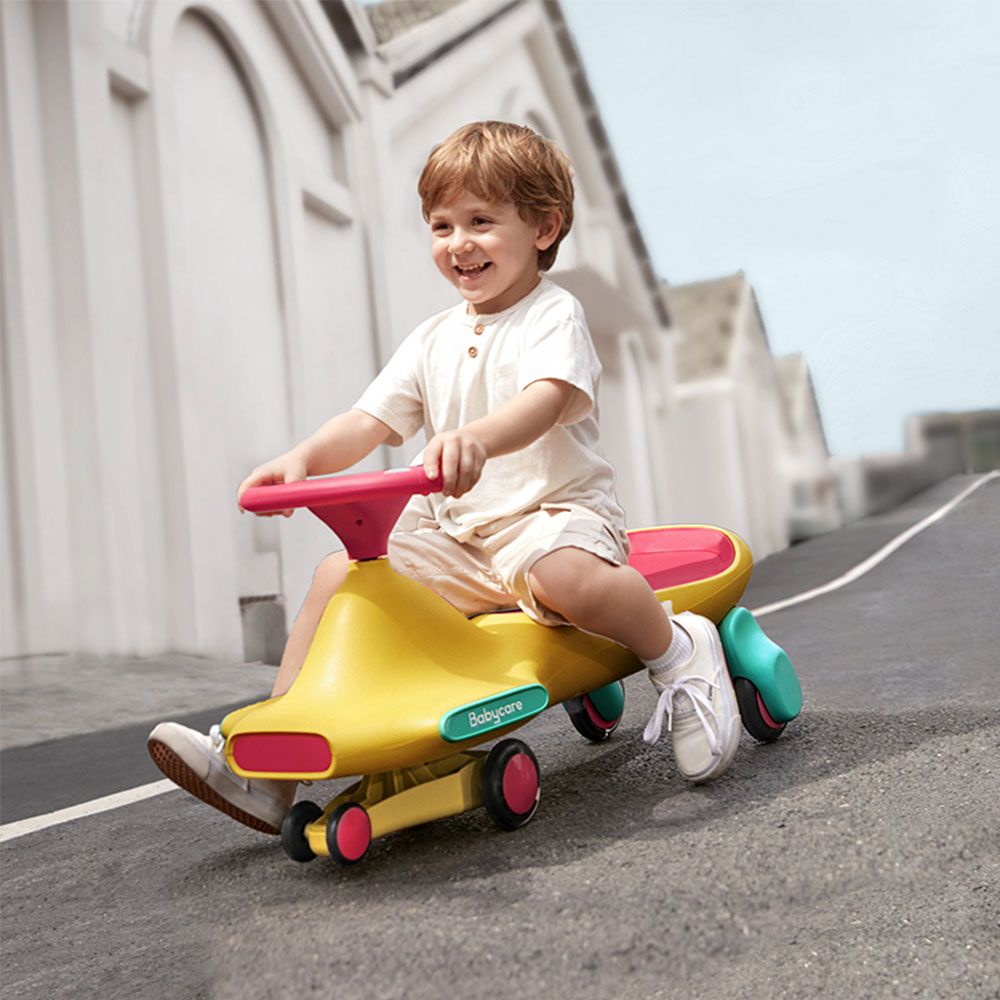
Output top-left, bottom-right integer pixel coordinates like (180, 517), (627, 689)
(560, 0), (1000, 457)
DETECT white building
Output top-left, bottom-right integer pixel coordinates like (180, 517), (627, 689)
(661, 272), (839, 557)
(833, 408), (999, 522)
(0, 0), (828, 662)
(775, 354), (841, 540)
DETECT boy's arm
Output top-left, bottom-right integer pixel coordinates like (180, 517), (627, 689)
(424, 379), (577, 498)
(297, 408), (396, 475)
(237, 408), (393, 513)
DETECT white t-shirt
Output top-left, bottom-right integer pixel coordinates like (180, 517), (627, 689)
(354, 278), (628, 546)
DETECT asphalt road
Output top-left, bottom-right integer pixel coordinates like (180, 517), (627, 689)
(2, 475), (998, 999)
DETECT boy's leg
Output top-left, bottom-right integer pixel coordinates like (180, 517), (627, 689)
(147, 550), (350, 832)
(527, 547), (671, 656)
(272, 550), (350, 696)
(148, 722), (295, 835)
(527, 546), (741, 784)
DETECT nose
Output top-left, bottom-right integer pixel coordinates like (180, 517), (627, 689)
(448, 227), (473, 255)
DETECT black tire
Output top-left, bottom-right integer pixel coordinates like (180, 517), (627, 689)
(325, 802), (372, 865)
(734, 677), (786, 743)
(281, 800), (323, 863)
(482, 738), (540, 831)
(564, 684), (624, 743)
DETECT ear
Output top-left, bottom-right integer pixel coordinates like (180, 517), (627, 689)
(534, 210), (563, 252)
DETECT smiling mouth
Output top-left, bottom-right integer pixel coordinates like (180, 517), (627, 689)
(454, 262), (491, 277)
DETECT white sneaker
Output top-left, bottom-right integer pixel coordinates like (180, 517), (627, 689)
(643, 612), (742, 783)
(147, 721), (294, 834)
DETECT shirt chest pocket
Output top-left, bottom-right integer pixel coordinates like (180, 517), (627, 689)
(487, 360), (520, 407)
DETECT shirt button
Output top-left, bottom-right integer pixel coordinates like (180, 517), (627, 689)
(468, 346), (478, 358)
(474, 323), (485, 335)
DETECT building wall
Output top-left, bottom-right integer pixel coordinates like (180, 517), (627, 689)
(663, 291), (794, 560)
(734, 294), (791, 556)
(908, 410), (1000, 475)
(1, 0), (378, 657)
(662, 381), (753, 546)
(1, 0), (675, 660)
(780, 372), (841, 540)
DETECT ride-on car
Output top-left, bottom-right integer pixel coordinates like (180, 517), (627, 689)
(229, 467), (801, 865)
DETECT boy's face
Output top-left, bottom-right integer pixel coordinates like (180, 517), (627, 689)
(428, 189), (560, 315)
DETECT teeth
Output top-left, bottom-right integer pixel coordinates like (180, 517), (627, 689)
(457, 263), (487, 272)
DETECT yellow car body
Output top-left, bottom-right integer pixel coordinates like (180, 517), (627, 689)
(222, 524), (752, 782)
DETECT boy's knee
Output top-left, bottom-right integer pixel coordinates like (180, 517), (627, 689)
(529, 549), (608, 619)
(311, 551), (348, 596)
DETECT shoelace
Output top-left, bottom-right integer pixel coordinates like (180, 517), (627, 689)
(643, 676), (722, 756)
(209, 723), (252, 790)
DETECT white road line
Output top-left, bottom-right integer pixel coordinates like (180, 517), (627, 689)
(751, 470), (998, 618)
(0, 779), (177, 843)
(2, 471), (996, 844)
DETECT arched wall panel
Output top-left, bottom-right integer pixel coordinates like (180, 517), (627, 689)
(167, 11), (291, 647)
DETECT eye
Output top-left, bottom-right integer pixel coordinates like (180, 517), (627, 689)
(432, 222), (450, 233)
(473, 217), (492, 227)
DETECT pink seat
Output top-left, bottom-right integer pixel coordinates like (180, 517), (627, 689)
(626, 527), (736, 591)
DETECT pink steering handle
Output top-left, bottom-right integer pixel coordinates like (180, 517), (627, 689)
(240, 467), (444, 561)
(239, 466), (443, 513)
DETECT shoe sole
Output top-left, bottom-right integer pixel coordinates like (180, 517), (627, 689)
(148, 739), (280, 836)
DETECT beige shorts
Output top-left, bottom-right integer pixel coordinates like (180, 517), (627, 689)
(387, 499), (629, 626)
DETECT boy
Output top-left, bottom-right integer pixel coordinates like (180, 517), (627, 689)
(148, 122), (741, 835)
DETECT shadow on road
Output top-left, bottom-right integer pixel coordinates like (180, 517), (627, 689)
(178, 702), (997, 894)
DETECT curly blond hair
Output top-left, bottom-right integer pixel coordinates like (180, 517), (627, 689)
(418, 121), (574, 272)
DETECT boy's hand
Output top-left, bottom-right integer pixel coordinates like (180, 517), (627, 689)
(424, 429), (487, 498)
(237, 450), (309, 517)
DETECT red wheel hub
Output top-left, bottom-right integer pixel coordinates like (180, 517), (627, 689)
(756, 692), (782, 729)
(501, 753), (539, 815)
(583, 696), (618, 730)
(335, 807), (372, 861)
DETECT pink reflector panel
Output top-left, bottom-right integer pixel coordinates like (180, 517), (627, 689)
(232, 733), (332, 774)
(627, 528), (736, 590)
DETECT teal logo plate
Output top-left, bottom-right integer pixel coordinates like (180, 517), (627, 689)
(439, 684), (549, 743)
